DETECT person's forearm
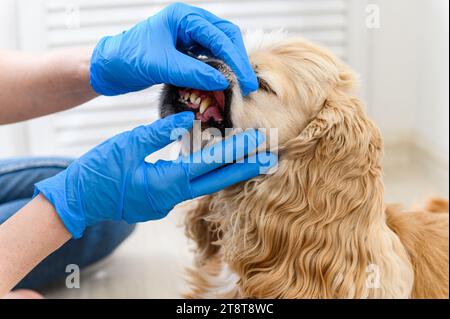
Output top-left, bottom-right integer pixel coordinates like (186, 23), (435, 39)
(0, 194), (70, 296)
(0, 47), (98, 124)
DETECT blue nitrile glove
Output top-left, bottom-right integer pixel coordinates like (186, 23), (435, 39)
(90, 2), (258, 96)
(34, 112), (276, 239)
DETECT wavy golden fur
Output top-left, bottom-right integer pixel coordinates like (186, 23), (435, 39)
(183, 32), (449, 298)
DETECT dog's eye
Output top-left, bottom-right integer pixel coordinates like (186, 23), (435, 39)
(257, 76), (277, 95)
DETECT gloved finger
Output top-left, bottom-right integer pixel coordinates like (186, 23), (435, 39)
(214, 22), (252, 71)
(214, 22), (257, 95)
(177, 129), (265, 180)
(168, 52), (229, 91)
(190, 152), (278, 198)
(188, 10), (258, 95)
(182, 15), (257, 95)
(131, 111), (194, 157)
(183, 5), (249, 57)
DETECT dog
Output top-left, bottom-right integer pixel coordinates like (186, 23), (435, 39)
(160, 30), (449, 298)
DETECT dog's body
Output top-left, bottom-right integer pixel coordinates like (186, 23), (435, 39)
(185, 197), (448, 298)
(161, 31), (449, 298)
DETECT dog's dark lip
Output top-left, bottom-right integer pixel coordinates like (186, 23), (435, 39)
(159, 58), (234, 134)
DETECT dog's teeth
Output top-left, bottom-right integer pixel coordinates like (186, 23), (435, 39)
(194, 97), (201, 105)
(199, 97), (212, 114)
(183, 92), (190, 101)
(190, 93), (198, 103)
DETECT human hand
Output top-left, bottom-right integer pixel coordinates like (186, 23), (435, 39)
(35, 112), (276, 238)
(90, 3), (258, 96)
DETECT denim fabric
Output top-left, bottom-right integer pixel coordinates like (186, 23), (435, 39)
(0, 157), (135, 290)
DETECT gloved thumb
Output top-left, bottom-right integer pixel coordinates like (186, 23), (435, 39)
(130, 112), (194, 158)
(169, 52), (229, 91)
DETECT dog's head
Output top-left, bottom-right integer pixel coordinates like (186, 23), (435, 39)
(160, 30), (357, 149)
(167, 31), (413, 298)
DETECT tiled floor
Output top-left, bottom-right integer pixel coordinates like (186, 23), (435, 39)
(43, 145), (449, 298)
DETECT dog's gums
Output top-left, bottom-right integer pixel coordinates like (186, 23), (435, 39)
(178, 88), (225, 123)
(160, 57), (234, 133)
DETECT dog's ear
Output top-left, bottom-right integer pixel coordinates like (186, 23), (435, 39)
(224, 91), (413, 298)
(281, 95), (343, 159)
(283, 90), (382, 166)
(288, 60), (359, 150)
(281, 91), (385, 224)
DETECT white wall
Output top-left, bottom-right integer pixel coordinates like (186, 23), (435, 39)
(367, 0), (449, 163)
(415, 0), (449, 163)
(0, 0), (17, 48)
(368, 0), (419, 142)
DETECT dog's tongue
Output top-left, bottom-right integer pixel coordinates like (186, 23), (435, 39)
(196, 91), (224, 122)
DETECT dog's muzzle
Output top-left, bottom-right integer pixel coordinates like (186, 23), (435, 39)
(159, 57), (234, 133)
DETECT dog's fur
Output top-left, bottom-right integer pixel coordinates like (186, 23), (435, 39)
(182, 31), (449, 298)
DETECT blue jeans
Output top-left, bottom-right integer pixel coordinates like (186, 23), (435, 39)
(0, 157), (135, 290)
